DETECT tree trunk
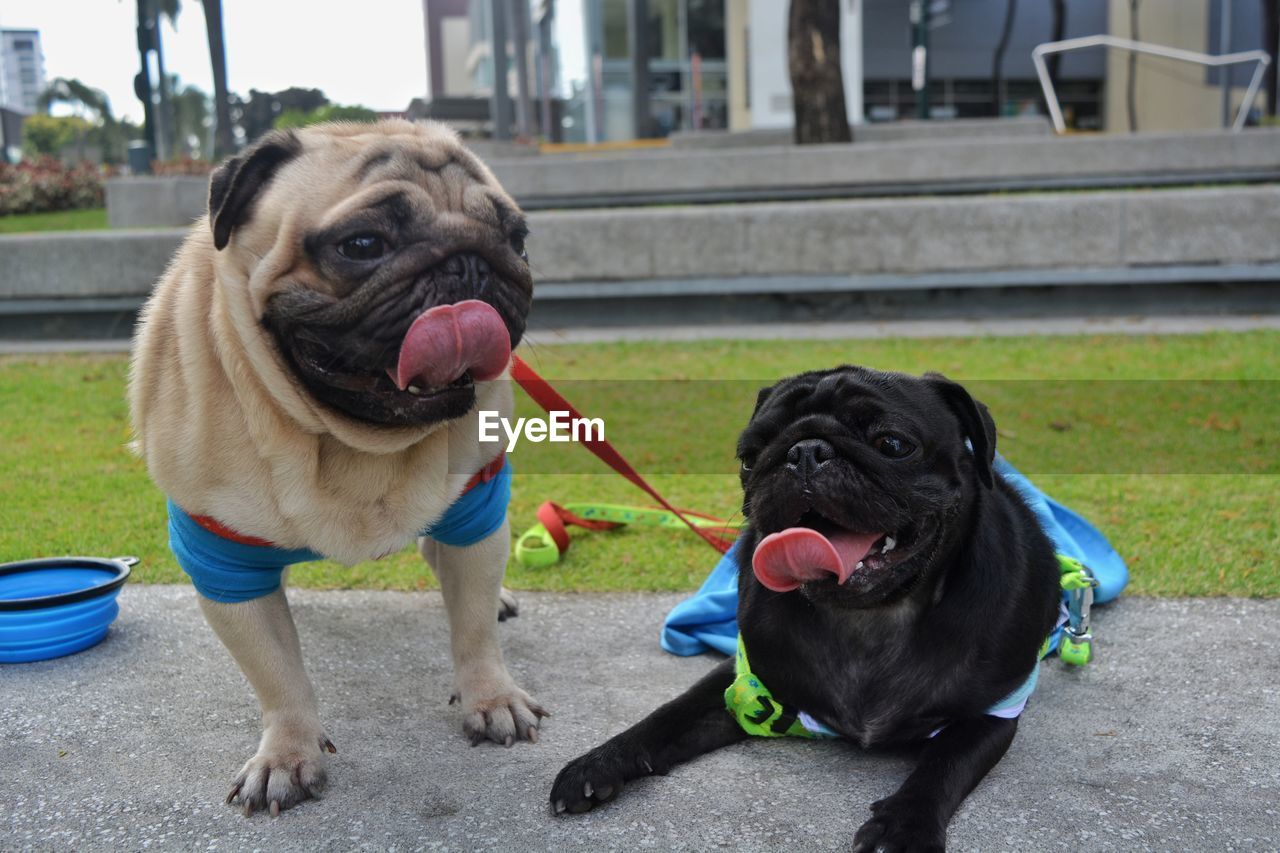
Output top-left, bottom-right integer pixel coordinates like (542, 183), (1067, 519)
(1126, 0), (1140, 132)
(992, 0), (1017, 116)
(151, 2), (174, 161)
(788, 0), (850, 144)
(202, 0), (235, 158)
(1264, 0), (1278, 117)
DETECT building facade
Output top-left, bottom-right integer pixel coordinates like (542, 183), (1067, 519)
(424, 0), (474, 100)
(422, 1), (1274, 142)
(1105, 0), (1273, 132)
(741, 0), (1109, 130)
(0, 28), (46, 116)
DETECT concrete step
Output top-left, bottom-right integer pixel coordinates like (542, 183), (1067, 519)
(3, 268), (1276, 342)
(494, 128), (1280, 210)
(104, 128), (1280, 225)
(4, 185), (1278, 340)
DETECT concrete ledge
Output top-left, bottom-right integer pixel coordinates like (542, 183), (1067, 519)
(104, 129), (1280, 225)
(493, 129), (1280, 208)
(0, 229), (185, 299)
(669, 116), (1052, 148)
(523, 186), (1280, 282)
(7, 187), (1280, 303)
(5, 274), (1275, 341)
(531, 264), (1280, 299)
(106, 176), (209, 229)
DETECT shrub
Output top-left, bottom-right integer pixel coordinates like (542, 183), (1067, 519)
(0, 157), (106, 216)
(274, 104), (380, 129)
(151, 156), (214, 176)
(22, 115), (93, 157)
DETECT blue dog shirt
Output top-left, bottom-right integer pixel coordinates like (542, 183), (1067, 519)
(168, 456), (512, 603)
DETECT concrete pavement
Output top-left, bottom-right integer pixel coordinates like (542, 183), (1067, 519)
(3, 586), (1278, 851)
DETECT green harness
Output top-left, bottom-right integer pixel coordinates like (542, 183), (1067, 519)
(724, 555), (1097, 739)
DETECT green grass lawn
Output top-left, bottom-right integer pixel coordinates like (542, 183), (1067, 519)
(0, 208), (108, 234)
(1, 331), (1276, 597)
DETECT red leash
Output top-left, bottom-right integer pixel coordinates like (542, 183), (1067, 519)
(510, 355), (736, 555)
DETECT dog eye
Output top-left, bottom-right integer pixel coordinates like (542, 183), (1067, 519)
(337, 233), (387, 261)
(873, 434), (915, 459)
(510, 229), (529, 261)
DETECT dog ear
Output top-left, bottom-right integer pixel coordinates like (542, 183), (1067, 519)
(208, 130), (301, 251)
(925, 373), (996, 489)
(750, 384), (774, 419)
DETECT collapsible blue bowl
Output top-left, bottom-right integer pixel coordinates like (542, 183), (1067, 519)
(0, 556), (134, 663)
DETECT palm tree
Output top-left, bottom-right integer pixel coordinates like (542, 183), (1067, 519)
(152, 0), (181, 160)
(37, 77), (135, 162)
(202, 0), (234, 157)
(135, 0), (233, 159)
(163, 76), (212, 157)
(38, 78), (114, 122)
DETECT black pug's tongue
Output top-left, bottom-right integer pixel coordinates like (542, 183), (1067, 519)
(394, 300), (510, 390)
(752, 528), (884, 592)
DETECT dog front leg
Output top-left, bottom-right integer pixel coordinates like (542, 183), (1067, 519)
(551, 657), (745, 814)
(852, 715), (1018, 852)
(419, 517), (549, 746)
(198, 589), (333, 816)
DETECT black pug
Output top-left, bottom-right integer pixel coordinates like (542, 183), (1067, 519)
(550, 365), (1061, 851)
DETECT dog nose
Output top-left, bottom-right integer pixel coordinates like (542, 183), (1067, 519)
(441, 253), (493, 288)
(787, 438), (836, 477)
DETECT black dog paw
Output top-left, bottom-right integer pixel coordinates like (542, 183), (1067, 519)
(550, 747), (654, 815)
(851, 797), (945, 853)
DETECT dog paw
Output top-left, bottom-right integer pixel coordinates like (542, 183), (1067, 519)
(497, 587), (519, 622)
(851, 796), (945, 853)
(454, 671), (549, 746)
(225, 718), (335, 817)
(550, 747), (645, 815)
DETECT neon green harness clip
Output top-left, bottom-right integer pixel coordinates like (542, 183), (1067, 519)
(515, 503), (741, 569)
(1057, 555), (1100, 666)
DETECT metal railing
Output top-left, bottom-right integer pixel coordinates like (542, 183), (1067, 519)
(1031, 35), (1271, 133)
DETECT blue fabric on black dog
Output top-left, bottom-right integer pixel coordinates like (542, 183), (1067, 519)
(661, 456), (1127, 658)
(169, 458), (512, 603)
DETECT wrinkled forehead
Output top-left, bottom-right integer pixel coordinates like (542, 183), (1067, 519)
(265, 128), (518, 231)
(752, 368), (926, 428)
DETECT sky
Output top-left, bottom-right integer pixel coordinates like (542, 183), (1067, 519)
(0, 0), (431, 122)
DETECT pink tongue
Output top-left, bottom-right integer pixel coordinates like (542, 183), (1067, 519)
(394, 300), (511, 390)
(752, 528), (884, 593)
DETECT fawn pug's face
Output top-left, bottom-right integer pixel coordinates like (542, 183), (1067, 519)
(207, 121), (533, 427)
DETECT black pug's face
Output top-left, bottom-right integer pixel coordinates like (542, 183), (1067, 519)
(207, 124), (534, 427)
(736, 366), (997, 608)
